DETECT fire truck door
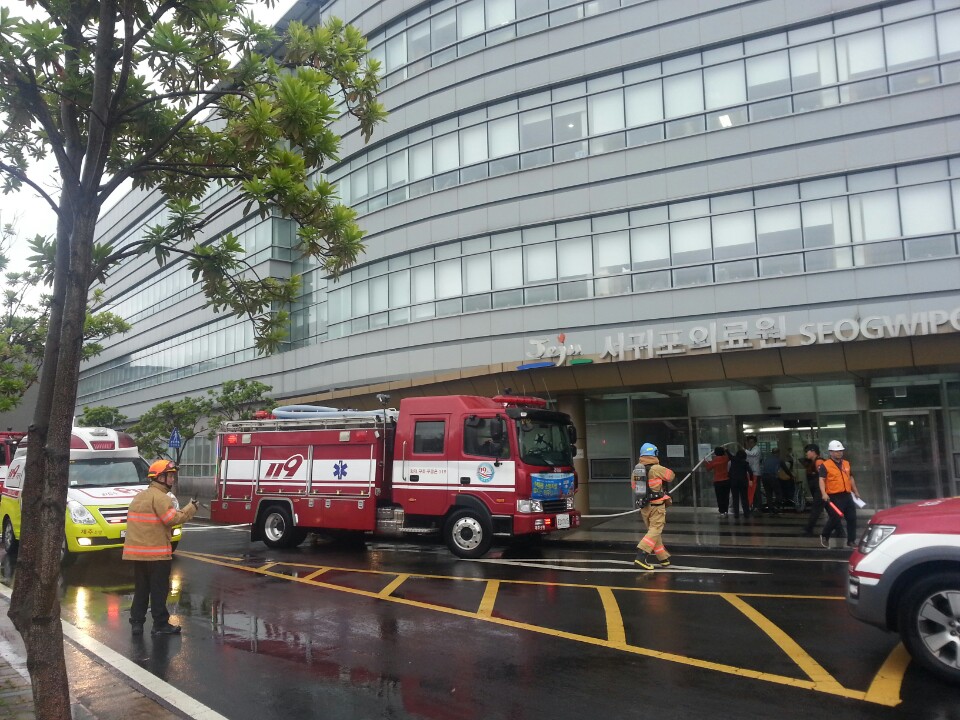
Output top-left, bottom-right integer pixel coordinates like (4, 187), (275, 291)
(221, 445), (255, 500)
(395, 417), (452, 516)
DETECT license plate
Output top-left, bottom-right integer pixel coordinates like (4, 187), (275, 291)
(120, 530), (126, 539)
(556, 513), (570, 529)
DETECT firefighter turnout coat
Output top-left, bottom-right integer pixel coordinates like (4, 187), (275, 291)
(122, 481), (196, 561)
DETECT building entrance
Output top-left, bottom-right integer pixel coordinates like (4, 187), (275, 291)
(879, 411), (941, 505)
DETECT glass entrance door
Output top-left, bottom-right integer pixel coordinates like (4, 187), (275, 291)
(881, 412), (941, 505)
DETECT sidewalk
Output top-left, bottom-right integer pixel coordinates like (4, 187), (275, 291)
(547, 505), (859, 558)
(0, 505), (853, 719)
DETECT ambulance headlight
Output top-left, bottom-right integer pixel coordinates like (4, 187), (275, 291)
(517, 499), (543, 513)
(67, 500), (97, 525)
(859, 524), (895, 554)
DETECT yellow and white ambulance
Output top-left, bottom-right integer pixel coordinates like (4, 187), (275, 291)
(0, 427), (183, 563)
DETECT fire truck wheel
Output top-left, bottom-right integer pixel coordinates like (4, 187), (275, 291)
(2, 519), (17, 553)
(259, 505), (297, 549)
(444, 509), (492, 559)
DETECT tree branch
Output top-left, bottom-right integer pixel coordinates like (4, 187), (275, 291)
(0, 162), (61, 216)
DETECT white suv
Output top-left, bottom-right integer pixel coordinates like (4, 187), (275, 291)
(847, 497), (960, 685)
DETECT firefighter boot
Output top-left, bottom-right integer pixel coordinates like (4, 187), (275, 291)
(659, 557), (672, 568)
(634, 551), (655, 570)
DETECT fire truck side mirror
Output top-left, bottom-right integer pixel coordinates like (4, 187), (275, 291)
(567, 425), (578, 444)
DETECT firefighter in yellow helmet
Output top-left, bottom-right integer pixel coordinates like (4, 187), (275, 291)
(123, 459), (197, 635)
(633, 442), (675, 570)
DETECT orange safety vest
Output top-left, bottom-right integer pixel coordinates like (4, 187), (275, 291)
(820, 458), (852, 494)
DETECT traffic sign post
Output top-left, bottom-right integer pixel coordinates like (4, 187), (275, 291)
(168, 428), (182, 449)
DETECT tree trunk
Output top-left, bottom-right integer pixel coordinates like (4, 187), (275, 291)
(9, 205), (96, 720)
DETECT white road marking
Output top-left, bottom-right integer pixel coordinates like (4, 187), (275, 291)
(183, 523), (248, 532)
(0, 584), (228, 720)
(466, 557), (765, 574)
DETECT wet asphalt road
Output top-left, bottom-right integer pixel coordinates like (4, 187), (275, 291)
(5, 523), (960, 720)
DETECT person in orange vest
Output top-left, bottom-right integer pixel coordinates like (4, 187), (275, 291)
(124, 459), (197, 635)
(818, 441), (861, 549)
(633, 442), (675, 570)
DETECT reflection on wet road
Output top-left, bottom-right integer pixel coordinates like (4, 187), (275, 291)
(3, 524), (958, 720)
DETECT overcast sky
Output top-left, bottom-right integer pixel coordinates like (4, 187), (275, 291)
(0, 0), (298, 273)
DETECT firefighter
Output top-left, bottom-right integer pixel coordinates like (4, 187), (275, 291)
(634, 442), (676, 570)
(124, 459), (197, 635)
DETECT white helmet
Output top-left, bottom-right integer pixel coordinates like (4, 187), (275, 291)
(827, 440), (845, 451)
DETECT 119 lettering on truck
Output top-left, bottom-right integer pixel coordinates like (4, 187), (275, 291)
(210, 394), (581, 558)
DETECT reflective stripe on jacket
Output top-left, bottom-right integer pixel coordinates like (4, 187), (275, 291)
(122, 481), (196, 561)
(818, 458), (852, 494)
(646, 463), (675, 505)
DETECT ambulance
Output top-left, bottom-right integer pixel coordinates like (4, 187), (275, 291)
(0, 431), (25, 494)
(0, 427), (183, 564)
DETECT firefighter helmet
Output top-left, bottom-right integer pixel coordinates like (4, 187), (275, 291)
(639, 442), (659, 457)
(147, 459), (178, 479)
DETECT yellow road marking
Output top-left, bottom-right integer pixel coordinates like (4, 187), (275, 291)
(863, 643), (909, 707)
(597, 587), (626, 646)
(722, 593), (847, 694)
(478, 580), (500, 617)
(379, 574), (409, 598)
(256, 563), (277, 573)
(180, 551), (896, 706)
(176, 551), (841, 601)
(302, 568), (329, 582)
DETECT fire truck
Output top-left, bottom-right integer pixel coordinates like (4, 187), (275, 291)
(211, 394), (581, 558)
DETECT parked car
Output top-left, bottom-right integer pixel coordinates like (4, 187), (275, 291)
(847, 497), (960, 685)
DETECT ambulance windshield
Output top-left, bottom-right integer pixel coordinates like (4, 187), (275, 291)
(68, 458), (149, 488)
(515, 418), (574, 468)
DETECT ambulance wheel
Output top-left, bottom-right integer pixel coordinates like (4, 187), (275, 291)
(444, 509), (492, 559)
(60, 537), (76, 567)
(2, 519), (17, 553)
(259, 506), (297, 549)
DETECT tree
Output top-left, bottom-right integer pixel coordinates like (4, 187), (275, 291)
(208, 378), (274, 422)
(129, 395), (211, 464)
(1, 225), (129, 413)
(0, 3), (385, 716)
(129, 380), (273, 462)
(75, 405), (128, 430)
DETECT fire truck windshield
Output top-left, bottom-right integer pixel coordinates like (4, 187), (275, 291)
(68, 458), (149, 488)
(515, 418), (574, 468)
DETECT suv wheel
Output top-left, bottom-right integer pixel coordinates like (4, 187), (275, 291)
(898, 572), (960, 685)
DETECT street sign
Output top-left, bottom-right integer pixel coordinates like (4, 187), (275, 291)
(168, 428), (182, 449)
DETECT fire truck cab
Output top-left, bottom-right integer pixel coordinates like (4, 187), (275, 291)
(0, 427), (182, 564)
(212, 394), (581, 558)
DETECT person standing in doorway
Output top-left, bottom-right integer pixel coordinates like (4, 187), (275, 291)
(704, 447), (731, 516)
(800, 443), (825, 536)
(819, 441), (861, 549)
(743, 435), (762, 511)
(760, 447), (784, 514)
(633, 442), (675, 570)
(124, 460), (197, 635)
(728, 449), (753, 520)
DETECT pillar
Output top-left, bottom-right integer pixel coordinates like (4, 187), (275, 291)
(557, 394), (589, 513)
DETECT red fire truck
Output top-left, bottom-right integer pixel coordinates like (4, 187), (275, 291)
(210, 394), (581, 558)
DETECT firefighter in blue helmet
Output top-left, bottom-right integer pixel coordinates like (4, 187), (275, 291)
(632, 442), (675, 570)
